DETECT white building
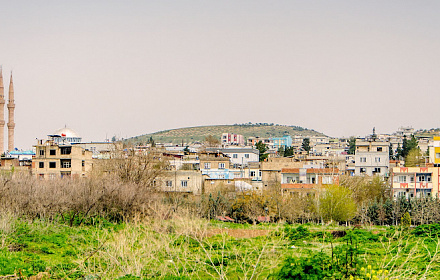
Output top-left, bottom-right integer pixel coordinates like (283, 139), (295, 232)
(355, 140), (389, 176)
(206, 147), (259, 167)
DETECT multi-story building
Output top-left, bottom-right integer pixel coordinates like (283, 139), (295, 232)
(355, 140), (389, 176)
(271, 135), (292, 150)
(160, 170), (203, 195)
(281, 167), (339, 194)
(221, 133), (245, 145)
(247, 137), (272, 148)
(200, 154), (231, 180)
(206, 147), (259, 167)
(429, 136), (440, 166)
(32, 136), (93, 179)
(391, 166), (440, 198)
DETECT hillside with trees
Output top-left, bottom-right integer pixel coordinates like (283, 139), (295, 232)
(129, 123), (326, 144)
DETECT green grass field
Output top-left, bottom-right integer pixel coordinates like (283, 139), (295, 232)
(1, 216), (440, 279)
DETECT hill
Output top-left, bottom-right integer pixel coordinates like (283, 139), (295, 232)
(129, 123), (326, 144)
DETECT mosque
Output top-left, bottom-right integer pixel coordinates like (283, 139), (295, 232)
(51, 126), (82, 144)
(0, 67), (15, 153)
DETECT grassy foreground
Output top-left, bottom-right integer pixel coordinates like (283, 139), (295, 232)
(1, 214), (440, 279)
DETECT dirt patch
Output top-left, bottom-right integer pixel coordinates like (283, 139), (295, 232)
(206, 228), (271, 238)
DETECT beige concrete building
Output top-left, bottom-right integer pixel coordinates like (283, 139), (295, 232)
(32, 137), (93, 179)
(391, 166), (440, 199)
(159, 170), (203, 195)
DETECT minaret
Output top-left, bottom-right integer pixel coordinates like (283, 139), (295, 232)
(7, 72), (15, 151)
(0, 67), (4, 153)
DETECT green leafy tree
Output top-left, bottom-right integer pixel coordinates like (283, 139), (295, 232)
(402, 135), (418, 159)
(284, 146), (294, 157)
(256, 141), (268, 162)
(147, 136), (155, 147)
(183, 146), (190, 154)
(348, 137), (356, 155)
(301, 138), (311, 153)
(396, 143), (403, 160)
(402, 136), (409, 158)
(389, 143), (394, 160)
(401, 211), (411, 229)
(405, 148), (424, 167)
(277, 146), (285, 156)
(318, 185), (357, 223)
(408, 135), (418, 150)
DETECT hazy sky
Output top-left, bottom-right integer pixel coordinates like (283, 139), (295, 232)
(1, 1), (439, 149)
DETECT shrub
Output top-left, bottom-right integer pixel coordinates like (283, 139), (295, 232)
(401, 212), (411, 229)
(275, 252), (332, 279)
(412, 223), (440, 237)
(283, 225), (310, 241)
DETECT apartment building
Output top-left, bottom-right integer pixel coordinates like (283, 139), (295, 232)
(206, 147), (259, 167)
(429, 136), (440, 166)
(391, 166), (440, 198)
(221, 133), (245, 145)
(355, 140), (389, 176)
(271, 135), (292, 150)
(32, 137), (93, 179)
(281, 167), (339, 194)
(160, 170), (203, 195)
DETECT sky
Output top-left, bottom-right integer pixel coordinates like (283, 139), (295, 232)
(1, 1), (439, 149)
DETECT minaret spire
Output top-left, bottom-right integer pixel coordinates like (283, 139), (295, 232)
(7, 72), (15, 151)
(0, 67), (4, 154)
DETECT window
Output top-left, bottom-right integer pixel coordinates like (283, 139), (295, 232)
(359, 157), (366, 163)
(398, 176), (407, 183)
(250, 171), (256, 177)
(244, 154), (250, 158)
(360, 168), (366, 173)
(49, 162), (56, 168)
(377, 147), (383, 152)
(166, 181), (173, 187)
(417, 174), (432, 182)
(50, 149), (56, 155)
(410, 176), (415, 183)
(60, 147), (71, 155)
(373, 167), (381, 173)
(181, 180), (188, 187)
(322, 176), (333, 184)
(204, 163), (211, 169)
(82, 160), (85, 167)
(436, 153), (440, 159)
(218, 174), (225, 179)
(375, 157), (381, 163)
(39, 149), (45, 156)
(61, 160), (71, 168)
(39, 162), (44, 168)
(218, 163), (225, 169)
(233, 154), (238, 158)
